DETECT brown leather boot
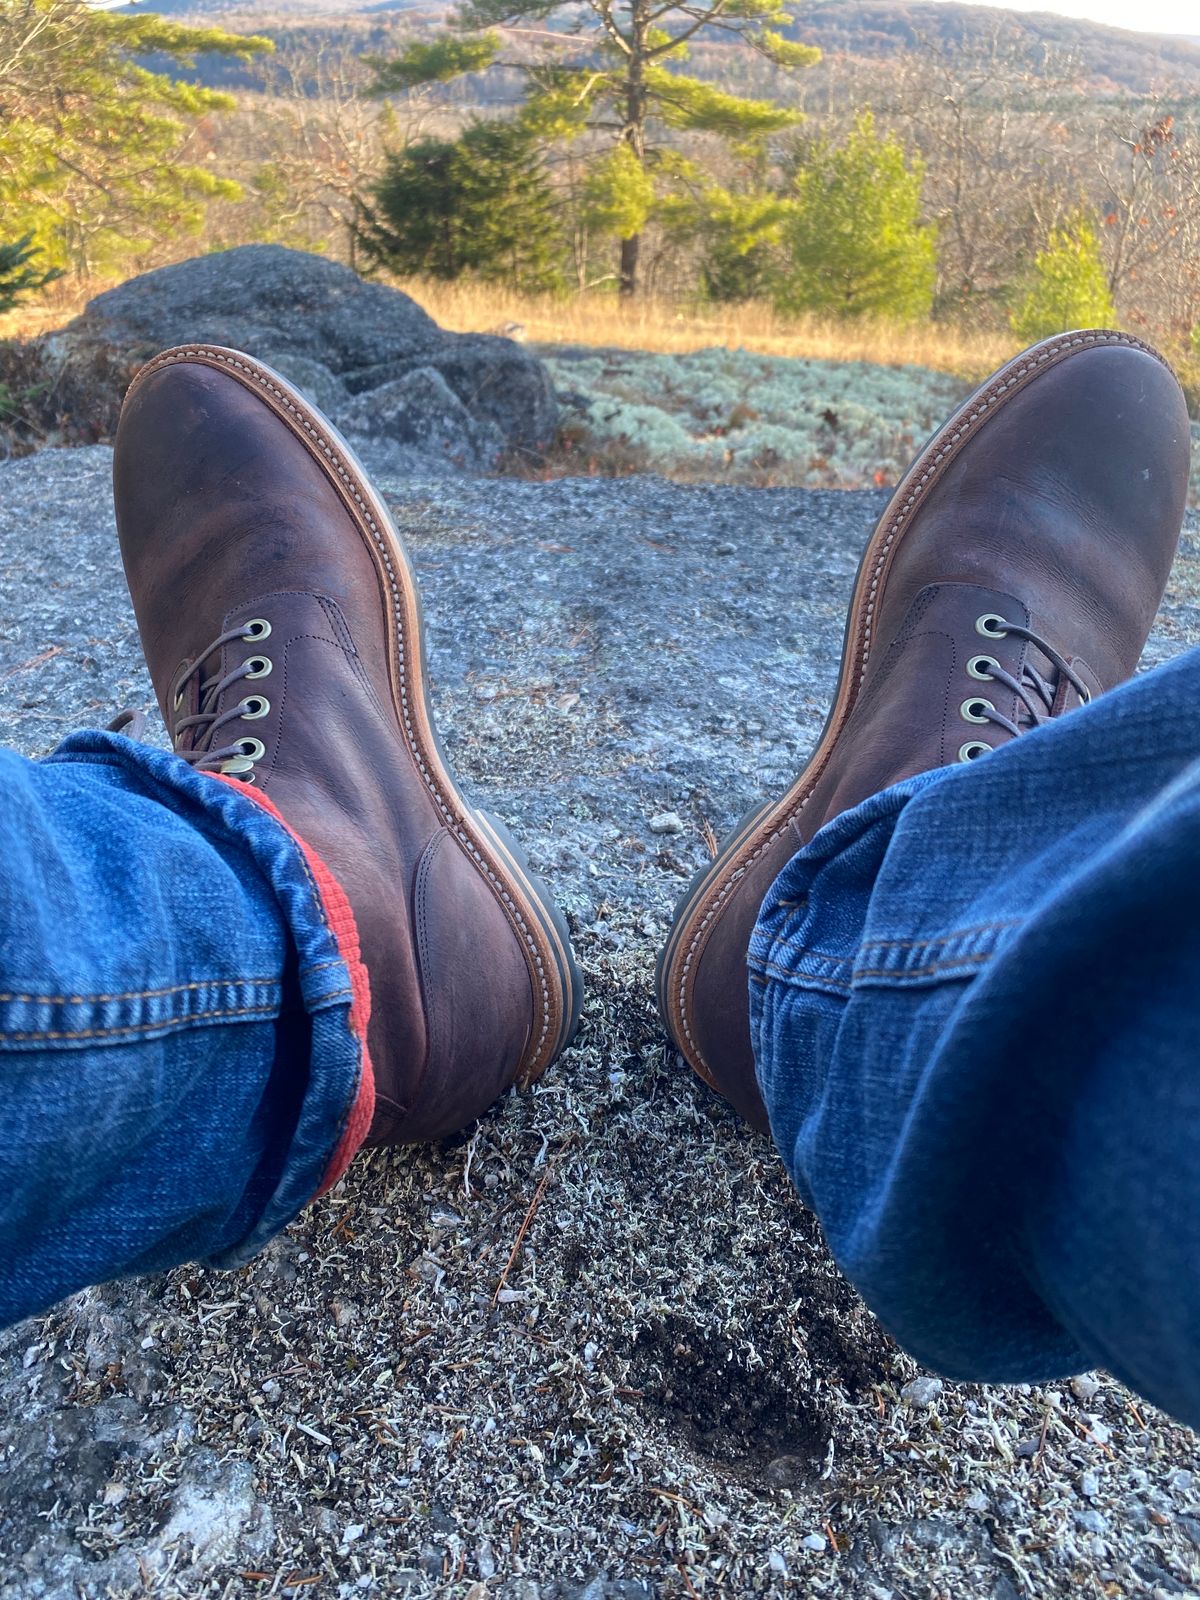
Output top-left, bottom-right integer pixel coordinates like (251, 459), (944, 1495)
(657, 331), (1192, 1131)
(114, 345), (582, 1143)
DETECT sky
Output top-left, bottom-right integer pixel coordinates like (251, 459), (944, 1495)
(954, 0), (1198, 37)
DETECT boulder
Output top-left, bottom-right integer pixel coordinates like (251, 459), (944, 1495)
(337, 366), (505, 472)
(63, 244), (558, 469)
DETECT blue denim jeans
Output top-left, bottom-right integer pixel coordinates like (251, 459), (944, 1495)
(751, 644), (1200, 1429)
(0, 730), (371, 1328)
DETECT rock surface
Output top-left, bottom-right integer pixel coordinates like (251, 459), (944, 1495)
(2, 444), (1200, 1598)
(58, 245), (558, 470)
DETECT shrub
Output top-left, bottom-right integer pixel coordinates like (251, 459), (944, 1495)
(0, 237), (61, 316)
(1010, 215), (1115, 344)
(358, 121), (565, 294)
(774, 113), (936, 323)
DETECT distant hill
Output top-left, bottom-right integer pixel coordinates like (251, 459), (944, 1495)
(120, 0), (1200, 95)
(782, 2), (1200, 93)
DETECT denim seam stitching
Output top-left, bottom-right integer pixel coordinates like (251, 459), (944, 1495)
(853, 951), (994, 980)
(751, 958), (855, 990)
(752, 947), (997, 985)
(856, 917), (1021, 954)
(0, 977), (280, 1005)
(1, 1003), (281, 1042)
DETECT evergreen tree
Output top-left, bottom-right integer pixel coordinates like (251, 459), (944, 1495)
(0, 235), (61, 315)
(359, 120), (565, 292)
(775, 114), (935, 322)
(367, 1), (819, 295)
(0, 0), (271, 276)
(663, 188), (788, 302)
(1010, 215), (1116, 344)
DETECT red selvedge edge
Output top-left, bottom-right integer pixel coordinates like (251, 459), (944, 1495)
(209, 774), (375, 1196)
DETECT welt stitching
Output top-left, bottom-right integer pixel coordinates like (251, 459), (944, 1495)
(1, 1004), (279, 1043)
(0, 977), (279, 1005)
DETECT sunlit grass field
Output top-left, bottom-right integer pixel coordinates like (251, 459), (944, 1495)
(392, 278), (1020, 381)
(1, 273), (1019, 385)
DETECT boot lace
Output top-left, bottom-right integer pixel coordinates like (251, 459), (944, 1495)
(169, 617), (274, 779)
(957, 613), (1090, 762)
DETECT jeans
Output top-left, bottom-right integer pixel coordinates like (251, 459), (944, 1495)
(750, 644), (1200, 1429)
(0, 730), (372, 1328)
(4, 654), (1200, 1432)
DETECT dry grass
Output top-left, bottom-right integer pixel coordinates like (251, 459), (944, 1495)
(0, 268), (1143, 389)
(391, 278), (1021, 381)
(0, 277), (98, 342)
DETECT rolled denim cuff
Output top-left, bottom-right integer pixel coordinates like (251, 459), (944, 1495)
(43, 731), (374, 1269)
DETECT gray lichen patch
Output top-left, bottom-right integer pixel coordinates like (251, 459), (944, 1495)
(2, 447), (1199, 1598)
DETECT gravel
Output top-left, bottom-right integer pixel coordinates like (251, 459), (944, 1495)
(1, 444), (1199, 1598)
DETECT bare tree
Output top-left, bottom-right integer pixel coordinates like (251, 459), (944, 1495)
(1092, 107), (1200, 337)
(883, 28), (1088, 315)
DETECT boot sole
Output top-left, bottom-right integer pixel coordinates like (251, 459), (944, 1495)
(131, 345), (583, 1084)
(656, 329), (1172, 1086)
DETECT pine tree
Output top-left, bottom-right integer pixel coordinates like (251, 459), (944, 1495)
(367, 1), (818, 295)
(359, 121), (565, 292)
(1010, 215), (1116, 344)
(662, 188), (789, 302)
(775, 113), (936, 322)
(0, 236), (61, 315)
(0, 0), (271, 277)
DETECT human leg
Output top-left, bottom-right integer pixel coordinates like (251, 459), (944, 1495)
(750, 647), (1200, 1425)
(1, 341), (585, 1324)
(656, 329), (1198, 1423)
(0, 730), (370, 1325)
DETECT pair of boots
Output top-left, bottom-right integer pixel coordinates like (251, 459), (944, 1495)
(113, 335), (1193, 1148)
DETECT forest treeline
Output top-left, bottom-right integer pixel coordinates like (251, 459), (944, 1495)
(1, 0), (1198, 391)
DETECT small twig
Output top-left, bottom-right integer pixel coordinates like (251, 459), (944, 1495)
(492, 1168), (552, 1308)
(648, 1486), (699, 1511)
(675, 1559), (701, 1598)
(4, 643), (62, 676)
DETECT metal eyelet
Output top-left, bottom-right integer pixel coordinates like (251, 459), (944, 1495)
(237, 737), (266, 761)
(244, 618), (272, 641)
(967, 655), (999, 681)
(240, 695), (270, 720)
(975, 614), (1009, 638)
(219, 754), (255, 775)
(1079, 685), (1092, 704)
(244, 655), (272, 679)
(961, 697), (994, 724)
(172, 688), (184, 711)
(958, 740), (992, 762)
